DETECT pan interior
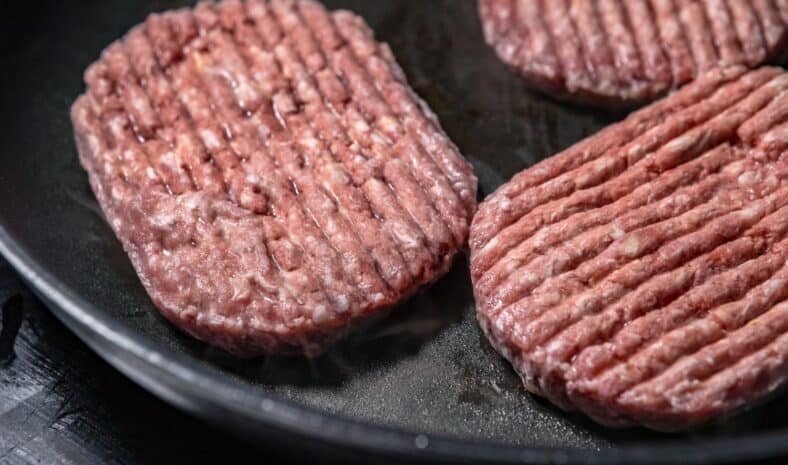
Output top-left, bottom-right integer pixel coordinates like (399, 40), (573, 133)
(0, 0), (786, 455)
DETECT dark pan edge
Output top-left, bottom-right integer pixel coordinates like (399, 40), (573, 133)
(1, 223), (787, 465)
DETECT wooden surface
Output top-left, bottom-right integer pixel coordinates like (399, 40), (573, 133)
(0, 258), (301, 465)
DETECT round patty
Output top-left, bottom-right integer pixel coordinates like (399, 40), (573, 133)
(71, 0), (477, 357)
(470, 66), (788, 430)
(479, 0), (788, 107)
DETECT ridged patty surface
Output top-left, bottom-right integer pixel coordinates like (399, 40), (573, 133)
(479, 0), (788, 106)
(471, 66), (788, 430)
(71, 0), (477, 356)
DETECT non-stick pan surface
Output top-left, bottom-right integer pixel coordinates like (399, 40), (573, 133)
(1, 1), (786, 463)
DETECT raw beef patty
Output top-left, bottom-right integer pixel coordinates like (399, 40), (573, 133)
(479, 0), (788, 106)
(470, 66), (788, 430)
(71, 0), (477, 356)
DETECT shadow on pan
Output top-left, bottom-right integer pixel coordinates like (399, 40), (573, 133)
(0, 0), (786, 464)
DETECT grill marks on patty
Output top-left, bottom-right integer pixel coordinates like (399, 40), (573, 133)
(71, 0), (477, 356)
(470, 67), (788, 429)
(479, 0), (788, 105)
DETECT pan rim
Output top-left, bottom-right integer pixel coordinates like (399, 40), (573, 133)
(1, 223), (787, 465)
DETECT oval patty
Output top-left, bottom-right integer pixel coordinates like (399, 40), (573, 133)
(470, 66), (788, 430)
(479, 0), (788, 107)
(71, 0), (477, 357)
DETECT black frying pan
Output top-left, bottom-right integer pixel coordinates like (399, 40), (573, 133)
(0, 1), (786, 463)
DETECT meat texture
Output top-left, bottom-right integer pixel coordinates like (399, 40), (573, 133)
(479, 0), (788, 106)
(470, 66), (788, 430)
(71, 0), (477, 356)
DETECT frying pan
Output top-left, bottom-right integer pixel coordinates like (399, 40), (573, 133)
(1, 1), (786, 463)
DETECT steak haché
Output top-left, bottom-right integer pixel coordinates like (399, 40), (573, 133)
(471, 66), (788, 430)
(71, 0), (477, 356)
(479, 0), (788, 106)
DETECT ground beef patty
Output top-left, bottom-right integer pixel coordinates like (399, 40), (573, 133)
(70, 0), (477, 357)
(470, 66), (788, 430)
(479, 0), (788, 106)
